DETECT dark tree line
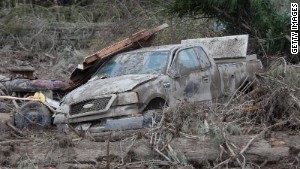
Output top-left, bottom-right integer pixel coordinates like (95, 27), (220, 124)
(166, 0), (297, 61)
(0, 0), (297, 62)
(0, 0), (95, 7)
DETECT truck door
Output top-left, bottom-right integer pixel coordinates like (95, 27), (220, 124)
(193, 46), (222, 99)
(169, 47), (212, 104)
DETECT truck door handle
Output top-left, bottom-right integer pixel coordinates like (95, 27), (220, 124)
(202, 76), (209, 83)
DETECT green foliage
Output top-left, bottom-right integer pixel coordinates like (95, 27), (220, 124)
(0, 0), (95, 8)
(226, 123), (241, 135)
(267, 58), (300, 89)
(167, 0), (291, 55)
(208, 127), (224, 148)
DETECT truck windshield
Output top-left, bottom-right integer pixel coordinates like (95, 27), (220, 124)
(96, 51), (169, 78)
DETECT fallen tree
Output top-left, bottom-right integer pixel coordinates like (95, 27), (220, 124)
(171, 132), (299, 166)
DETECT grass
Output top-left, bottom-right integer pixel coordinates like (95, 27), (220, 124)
(0, 1), (223, 82)
(17, 157), (36, 169)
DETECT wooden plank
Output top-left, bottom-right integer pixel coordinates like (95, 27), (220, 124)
(82, 23), (168, 69)
(67, 24), (168, 89)
(83, 38), (134, 64)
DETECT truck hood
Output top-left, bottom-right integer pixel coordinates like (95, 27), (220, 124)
(62, 74), (158, 104)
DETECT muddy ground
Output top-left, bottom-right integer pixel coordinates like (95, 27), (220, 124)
(0, 124), (140, 169)
(1, 120), (300, 169)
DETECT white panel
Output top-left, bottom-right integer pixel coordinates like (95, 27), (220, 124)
(181, 35), (249, 58)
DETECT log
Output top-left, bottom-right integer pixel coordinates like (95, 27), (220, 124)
(72, 139), (133, 163)
(0, 139), (31, 146)
(90, 129), (148, 142)
(170, 132), (300, 164)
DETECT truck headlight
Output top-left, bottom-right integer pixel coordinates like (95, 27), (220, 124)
(117, 92), (139, 105)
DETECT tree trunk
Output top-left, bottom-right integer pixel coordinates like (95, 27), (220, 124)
(170, 132), (300, 164)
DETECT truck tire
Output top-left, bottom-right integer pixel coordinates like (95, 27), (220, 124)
(15, 101), (51, 129)
(143, 109), (162, 127)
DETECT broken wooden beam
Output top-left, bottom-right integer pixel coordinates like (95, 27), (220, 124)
(68, 23), (168, 90)
(82, 23), (169, 68)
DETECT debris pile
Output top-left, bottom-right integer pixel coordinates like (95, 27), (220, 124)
(0, 59), (299, 168)
(226, 58), (300, 130)
(151, 58), (300, 168)
(103, 58), (300, 168)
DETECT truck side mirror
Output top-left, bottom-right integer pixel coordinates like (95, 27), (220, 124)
(168, 64), (181, 79)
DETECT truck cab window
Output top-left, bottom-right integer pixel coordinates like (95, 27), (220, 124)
(194, 47), (211, 69)
(97, 51), (169, 78)
(175, 48), (200, 75)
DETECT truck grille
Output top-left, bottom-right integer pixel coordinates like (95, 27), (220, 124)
(70, 96), (112, 115)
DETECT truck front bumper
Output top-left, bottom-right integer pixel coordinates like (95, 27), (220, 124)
(53, 104), (144, 132)
(75, 116), (144, 132)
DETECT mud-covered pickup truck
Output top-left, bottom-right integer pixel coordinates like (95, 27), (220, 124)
(53, 43), (263, 132)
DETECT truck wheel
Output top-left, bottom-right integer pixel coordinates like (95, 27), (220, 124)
(15, 101), (51, 129)
(143, 109), (162, 127)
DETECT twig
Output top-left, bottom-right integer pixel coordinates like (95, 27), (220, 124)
(120, 159), (173, 168)
(290, 93), (300, 108)
(167, 144), (180, 163)
(260, 160), (268, 168)
(106, 132), (111, 169)
(223, 132), (243, 167)
(213, 158), (231, 169)
(5, 121), (24, 137)
(241, 153), (247, 169)
(280, 57), (287, 74)
(255, 36), (268, 59)
(9, 131), (23, 139)
(218, 144), (228, 161)
(0, 89), (6, 96)
(16, 36), (31, 52)
(72, 137), (83, 142)
(67, 124), (82, 138)
(240, 135), (259, 155)
(226, 76), (249, 107)
(120, 141), (124, 165)
(154, 148), (172, 162)
(12, 100), (19, 109)
(239, 79), (256, 97)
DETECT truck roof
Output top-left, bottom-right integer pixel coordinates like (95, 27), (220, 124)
(123, 44), (182, 54)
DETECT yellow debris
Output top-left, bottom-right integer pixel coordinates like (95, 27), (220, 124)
(33, 92), (46, 103)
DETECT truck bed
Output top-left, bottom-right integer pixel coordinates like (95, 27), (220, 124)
(216, 57), (262, 94)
